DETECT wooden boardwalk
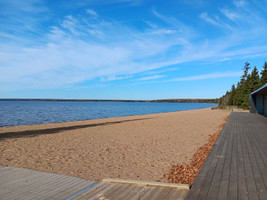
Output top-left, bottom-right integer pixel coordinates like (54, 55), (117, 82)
(187, 112), (267, 200)
(0, 166), (188, 199)
(71, 181), (188, 200)
(0, 166), (97, 200)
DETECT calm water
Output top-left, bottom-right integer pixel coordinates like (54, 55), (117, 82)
(0, 100), (217, 127)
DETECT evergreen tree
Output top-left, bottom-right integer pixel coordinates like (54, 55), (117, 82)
(234, 81), (243, 106)
(249, 66), (260, 92)
(227, 84), (235, 105)
(219, 60), (267, 110)
(260, 61), (267, 86)
(241, 62), (250, 81)
(238, 62), (251, 109)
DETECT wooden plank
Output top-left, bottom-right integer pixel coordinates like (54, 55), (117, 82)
(149, 187), (172, 200)
(138, 186), (164, 200)
(12, 192), (38, 200)
(0, 166), (97, 200)
(0, 167), (36, 184)
(94, 183), (123, 200)
(76, 183), (116, 199)
(132, 186), (155, 200)
(6, 172), (57, 192)
(176, 189), (189, 200)
(86, 183), (121, 200)
(108, 184), (139, 199)
(206, 120), (233, 200)
(48, 180), (96, 199)
(196, 117), (232, 200)
(216, 122), (233, 200)
(249, 122), (267, 168)
(227, 116), (238, 200)
(127, 187), (148, 200)
(248, 129), (267, 192)
(39, 178), (94, 199)
(244, 124), (267, 199)
(0, 188), (13, 196)
(73, 182), (108, 200)
(24, 175), (73, 197)
(102, 178), (189, 189)
(186, 114), (230, 200)
(186, 112), (267, 200)
(240, 119), (259, 200)
(163, 188), (189, 200)
(165, 188), (182, 200)
(236, 115), (249, 200)
(104, 184), (133, 199)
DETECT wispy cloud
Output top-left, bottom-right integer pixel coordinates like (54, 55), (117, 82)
(170, 71), (242, 82)
(151, 8), (192, 35)
(86, 9), (98, 17)
(77, 0), (143, 7)
(142, 67), (179, 76)
(61, 15), (80, 35)
(136, 75), (165, 81)
(233, 0), (247, 7)
(199, 12), (230, 29)
(220, 8), (240, 21)
(1, 0), (267, 92)
(0, 0), (48, 33)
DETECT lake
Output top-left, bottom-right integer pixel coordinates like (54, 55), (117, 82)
(0, 100), (217, 127)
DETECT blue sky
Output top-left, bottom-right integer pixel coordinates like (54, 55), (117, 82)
(1, 0), (267, 100)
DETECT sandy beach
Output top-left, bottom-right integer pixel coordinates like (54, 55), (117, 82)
(0, 108), (229, 183)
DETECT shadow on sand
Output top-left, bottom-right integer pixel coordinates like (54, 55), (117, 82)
(0, 117), (151, 140)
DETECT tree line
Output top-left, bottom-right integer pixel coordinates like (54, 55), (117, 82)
(153, 99), (219, 103)
(219, 61), (267, 109)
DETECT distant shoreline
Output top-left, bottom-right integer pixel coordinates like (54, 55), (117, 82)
(0, 98), (219, 103)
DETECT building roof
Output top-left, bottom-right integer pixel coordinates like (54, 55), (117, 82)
(251, 84), (267, 95)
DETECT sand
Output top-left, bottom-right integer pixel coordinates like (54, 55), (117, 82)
(0, 108), (230, 182)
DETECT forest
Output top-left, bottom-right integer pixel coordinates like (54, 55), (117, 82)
(219, 61), (267, 109)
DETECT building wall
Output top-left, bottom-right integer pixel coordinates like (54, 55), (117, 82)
(264, 93), (267, 116)
(250, 85), (267, 115)
(249, 95), (256, 113)
(250, 93), (267, 115)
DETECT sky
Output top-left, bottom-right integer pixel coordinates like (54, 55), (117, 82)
(1, 0), (267, 100)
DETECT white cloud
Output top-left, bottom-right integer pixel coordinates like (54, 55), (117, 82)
(1, 1), (267, 91)
(233, 0), (247, 7)
(86, 9), (98, 17)
(61, 15), (80, 35)
(78, 0), (142, 7)
(142, 67), (179, 76)
(149, 29), (177, 35)
(136, 75), (165, 81)
(170, 72), (242, 82)
(151, 8), (192, 36)
(199, 12), (223, 27)
(220, 8), (239, 21)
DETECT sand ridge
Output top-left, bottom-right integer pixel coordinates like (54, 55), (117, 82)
(0, 108), (230, 182)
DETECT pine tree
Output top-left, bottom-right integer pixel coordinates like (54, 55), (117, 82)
(234, 81), (243, 106)
(220, 60), (267, 110)
(241, 62), (250, 81)
(260, 61), (267, 86)
(227, 84), (235, 105)
(249, 66), (260, 92)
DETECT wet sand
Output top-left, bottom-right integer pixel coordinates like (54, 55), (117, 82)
(0, 108), (230, 182)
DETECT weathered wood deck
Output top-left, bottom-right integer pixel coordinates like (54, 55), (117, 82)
(71, 181), (188, 200)
(0, 166), (189, 199)
(186, 112), (267, 200)
(0, 166), (97, 200)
